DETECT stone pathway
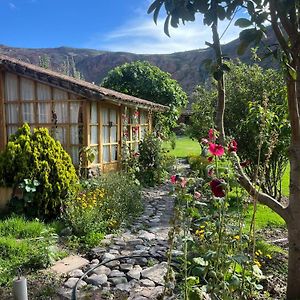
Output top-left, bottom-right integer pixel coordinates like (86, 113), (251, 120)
(57, 183), (178, 299)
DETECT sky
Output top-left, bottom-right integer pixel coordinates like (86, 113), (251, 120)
(0, 0), (244, 54)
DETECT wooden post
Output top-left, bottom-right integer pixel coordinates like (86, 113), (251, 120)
(0, 71), (7, 151)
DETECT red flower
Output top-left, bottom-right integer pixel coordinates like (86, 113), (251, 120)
(208, 156), (213, 163)
(228, 139), (238, 153)
(170, 175), (177, 184)
(208, 129), (215, 142)
(208, 143), (224, 157)
(210, 179), (226, 197)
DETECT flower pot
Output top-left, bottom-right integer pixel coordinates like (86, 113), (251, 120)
(0, 186), (13, 210)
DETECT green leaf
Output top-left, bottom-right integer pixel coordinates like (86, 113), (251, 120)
(235, 18), (253, 28)
(147, 0), (161, 14)
(217, 5), (226, 20)
(164, 14), (171, 37)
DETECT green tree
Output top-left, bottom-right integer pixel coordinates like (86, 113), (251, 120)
(148, 1), (300, 298)
(101, 61), (187, 136)
(186, 83), (217, 142)
(189, 62), (289, 199)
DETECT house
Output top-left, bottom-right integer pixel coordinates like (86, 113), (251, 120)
(0, 54), (167, 173)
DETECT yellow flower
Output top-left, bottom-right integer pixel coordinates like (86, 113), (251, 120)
(233, 235), (240, 241)
(254, 259), (261, 268)
(266, 254), (272, 260)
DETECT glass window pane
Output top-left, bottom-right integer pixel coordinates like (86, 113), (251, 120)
(140, 111), (148, 124)
(53, 89), (68, 100)
(111, 145), (118, 161)
(38, 103), (51, 123)
(103, 126), (109, 144)
(70, 125), (79, 144)
(20, 78), (34, 101)
(110, 109), (117, 124)
(54, 103), (68, 123)
(70, 102), (82, 123)
(103, 146), (109, 163)
(90, 102), (98, 123)
(37, 83), (51, 100)
(5, 73), (18, 101)
(22, 103), (34, 123)
(6, 104), (19, 123)
(71, 147), (79, 165)
(90, 126), (98, 145)
(111, 126), (117, 143)
(102, 107), (108, 125)
(53, 127), (67, 145)
(7, 126), (18, 137)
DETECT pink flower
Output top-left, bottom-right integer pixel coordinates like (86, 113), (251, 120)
(210, 179), (226, 197)
(134, 152), (140, 157)
(194, 191), (201, 199)
(228, 139), (238, 153)
(208, 129), (215, 142)
(208, 143), (224, 157)
(201, 138), (209, 145)
(208, 156), (213, 163)
(180, 177), (187, 188)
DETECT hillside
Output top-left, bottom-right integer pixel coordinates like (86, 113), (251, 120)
(0, 29), (277, 95)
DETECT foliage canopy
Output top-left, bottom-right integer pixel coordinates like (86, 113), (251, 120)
(102, 60), (188, 135)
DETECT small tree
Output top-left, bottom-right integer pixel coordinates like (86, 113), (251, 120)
(0, 124), (78, 219)
(101, 60), (187, 136)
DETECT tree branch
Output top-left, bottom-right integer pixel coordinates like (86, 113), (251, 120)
(231, 153), (289, 221)
(269, 0), (290, 58)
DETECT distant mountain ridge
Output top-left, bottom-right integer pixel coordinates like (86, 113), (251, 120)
(0, 29), (277, 95)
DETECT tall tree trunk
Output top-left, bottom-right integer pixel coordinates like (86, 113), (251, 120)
(287, 222), (300, 300)
(286, 55), (300, 299)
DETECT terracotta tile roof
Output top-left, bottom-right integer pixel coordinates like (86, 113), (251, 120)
(0, 54), (168, 111)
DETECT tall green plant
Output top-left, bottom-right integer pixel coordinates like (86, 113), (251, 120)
(0, 124), (78, 218)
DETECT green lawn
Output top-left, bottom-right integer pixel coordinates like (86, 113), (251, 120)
(281, 164), (290, 196)
(244, 203), (286, 232)
(164, 136), (201, 157)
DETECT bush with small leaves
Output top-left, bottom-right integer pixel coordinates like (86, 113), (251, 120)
(0, 124), (78, 219)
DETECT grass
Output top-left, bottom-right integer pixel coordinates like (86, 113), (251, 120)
(0, 216), (65, 286)
(244, 203), (286, 232)
(281, 164), (290, 196)
(164, 136), (200, 157)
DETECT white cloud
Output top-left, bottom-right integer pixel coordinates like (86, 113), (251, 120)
(85, 14), (243, 54)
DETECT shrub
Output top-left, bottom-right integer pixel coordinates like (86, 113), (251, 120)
(0, 124), (78, 218)
(138, 133), (169, 186)
(188, 155), (210, 178)
(63, 172), (142, 248)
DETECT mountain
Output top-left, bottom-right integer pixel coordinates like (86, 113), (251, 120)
(0, 29), (277, 95)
